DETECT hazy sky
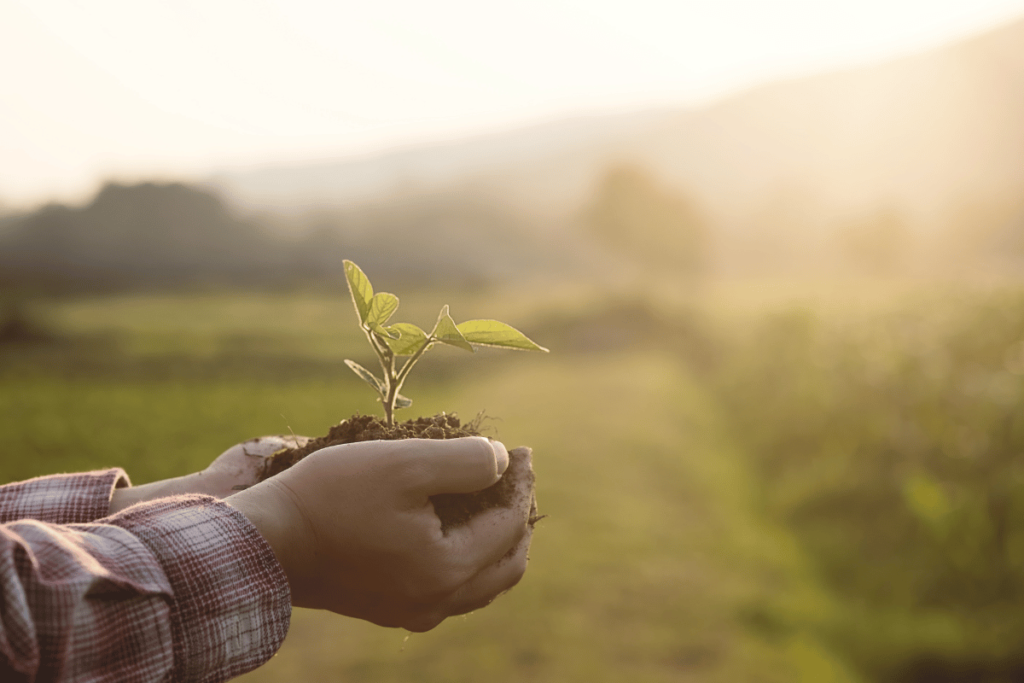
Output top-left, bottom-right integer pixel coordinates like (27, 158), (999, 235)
(3, 0), (1024, 209)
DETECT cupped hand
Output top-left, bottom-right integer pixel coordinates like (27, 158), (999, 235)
(199, 434), (308, 498)
(108, 435), (307, 514)
(227, 437), (534, 632)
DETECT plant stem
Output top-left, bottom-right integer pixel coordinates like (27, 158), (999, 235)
(395, 338), (433, 389)
(364, 328), (397, 425)
(383, 337), (434, 427)
(365, 327), (435, 427)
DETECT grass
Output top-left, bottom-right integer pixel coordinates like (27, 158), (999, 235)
(0, 287), (855, 681)
(11, 279), (1023, 681)
(237, 349), (852, 683)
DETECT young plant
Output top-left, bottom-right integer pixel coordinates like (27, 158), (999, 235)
(343, 260), (548, 426)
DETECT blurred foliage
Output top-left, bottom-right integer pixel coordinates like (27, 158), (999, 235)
(0, 288), (851, 683)
(3, 172), (1024, 296)
(0, 183), (295, 291)
(0, 181), (569, 293)
(708, 288), (1024, 681)
(4, 282), (1024, 681)
(582, 164), (708, 275)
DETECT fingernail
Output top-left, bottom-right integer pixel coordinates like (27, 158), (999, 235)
(490, 439), (510, 475)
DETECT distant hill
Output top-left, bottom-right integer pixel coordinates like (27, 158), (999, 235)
(208, 110), (668, 218)
(630, 17), (1024, 225)
(212, 17), (1024, 245)
(7, 18), (1024, 290)
(0, 181), (567, 291)
(0, 182), (293, 290)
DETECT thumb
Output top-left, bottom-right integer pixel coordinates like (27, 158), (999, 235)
(398, 437), (509, 499)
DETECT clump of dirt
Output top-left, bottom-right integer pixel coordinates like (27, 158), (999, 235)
(258, 412), (537, 533)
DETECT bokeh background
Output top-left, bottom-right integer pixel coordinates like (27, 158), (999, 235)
(4, 1), (1024, 680)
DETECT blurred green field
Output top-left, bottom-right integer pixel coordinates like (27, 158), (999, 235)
(4, 279), (1023, 681)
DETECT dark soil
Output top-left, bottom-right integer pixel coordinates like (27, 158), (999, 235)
(257, 413), (537, 533)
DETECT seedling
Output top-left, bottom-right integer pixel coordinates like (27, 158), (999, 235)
(343, 260), (548, 426)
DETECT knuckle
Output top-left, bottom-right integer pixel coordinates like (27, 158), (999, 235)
(392, 458), (425, 491)
(454, 593), (496, 617)
(452, 437), (499, 480)
(507, 558), (528, 587)
(458, 454), (502, 493)
(406, 551), (478, 602)
(370, 614), (404, 629)
(500, 546), (530, 584)
(444, 556), (479, 588)
(393, 446), (439, 487)
(402, 611), (446, 633)
(410, 570), (462, 603)
(509, 446), (533, 467)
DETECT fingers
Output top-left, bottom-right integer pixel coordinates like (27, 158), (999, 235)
(254, 435), (533, 628)
(448, 525), (533, 617)
(205, 435), (311, 497)
(216, 435), (310, 466)
(443, 503), (527, 573)
(440, 446), (533, 569)
(296, 436), (506, 498)
(398, 437), (510, 499)
(403, 526), (534, 632)
(397, 444), (534, 631)
(243, 434), (309, 455)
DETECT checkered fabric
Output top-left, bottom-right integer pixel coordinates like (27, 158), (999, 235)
(0, 470), (291, 682)
(0, 469), (130, 525)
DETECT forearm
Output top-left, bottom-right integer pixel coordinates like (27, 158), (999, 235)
(0, 465), (241, 522)
(108, 436), (296, 515)
(108, 470), (236, 514)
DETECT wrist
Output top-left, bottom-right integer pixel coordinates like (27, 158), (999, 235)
(226, 480), (314, 608)
(107, 472), (207, 515)
(191, 467), (243, 499)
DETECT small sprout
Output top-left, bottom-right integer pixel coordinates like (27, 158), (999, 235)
(343, 260), (548, 426)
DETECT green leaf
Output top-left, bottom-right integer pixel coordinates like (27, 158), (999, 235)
(369, 322), (401, 340)
(395, 394), (413, 409)
(344, 359), (385, 397)
(344, 260), (373, 324)
(385, 322), (429, 356)
(367, 292), (399, 327)
(431, 305), (474, 352)
(457, 319), (549, 352)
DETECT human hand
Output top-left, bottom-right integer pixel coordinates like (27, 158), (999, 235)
(227, 437), (534, 631)
(198, 435), (309, 498)
(108, 435), (307, 514)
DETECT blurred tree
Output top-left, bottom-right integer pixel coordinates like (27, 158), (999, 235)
(582, 164), (707, 275)
(0, 182), (286, 290)
(0, 180), (564, 292)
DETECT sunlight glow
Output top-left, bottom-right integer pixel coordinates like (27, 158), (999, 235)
(2, 0), (1024, 208)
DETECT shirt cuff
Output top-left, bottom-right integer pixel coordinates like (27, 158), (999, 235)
(106, 495), (291, 683)
(0, 468), (130, 525)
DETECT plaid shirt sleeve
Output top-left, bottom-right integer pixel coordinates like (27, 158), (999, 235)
(0, 471), (291, 683)
(0, 469), (131, 525)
